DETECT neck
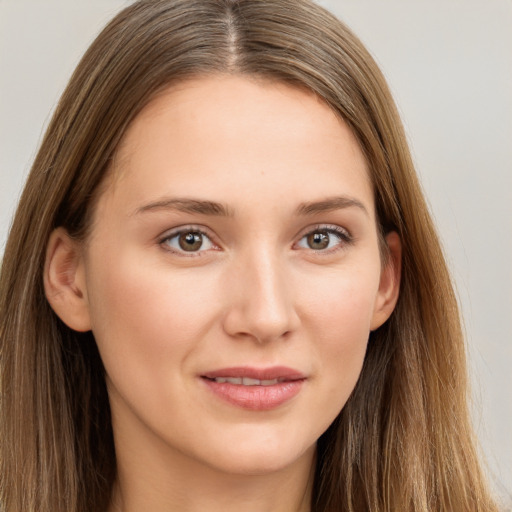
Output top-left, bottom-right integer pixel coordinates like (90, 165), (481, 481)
(107, 421), (316, 512)
(109, 448), (315, 512)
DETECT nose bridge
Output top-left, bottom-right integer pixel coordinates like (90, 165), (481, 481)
(223, 244), (297, 343)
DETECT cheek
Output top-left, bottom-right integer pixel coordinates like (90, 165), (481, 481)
(301, 260), (380, 338)
(299, 264), (380, 405)
(84, 249), (222, 376)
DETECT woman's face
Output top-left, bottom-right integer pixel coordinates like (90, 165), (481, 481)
(61, 76), (399, 477)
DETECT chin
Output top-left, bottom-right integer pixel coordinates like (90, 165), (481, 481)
(199, 435), (317, 477)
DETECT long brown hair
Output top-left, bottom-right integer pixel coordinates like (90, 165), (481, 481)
(0, 1), (498, 510)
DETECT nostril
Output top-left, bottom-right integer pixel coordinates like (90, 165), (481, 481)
(221, 259), (299, 342)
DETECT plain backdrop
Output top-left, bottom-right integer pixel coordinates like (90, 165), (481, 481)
(1, 0), (511, 506)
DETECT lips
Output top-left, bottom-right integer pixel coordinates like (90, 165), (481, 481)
(201, 366), (306, 410)
(207, 376), (282, 386)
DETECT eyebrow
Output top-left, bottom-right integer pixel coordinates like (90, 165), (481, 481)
(135, 195), (368, 218)
(296, 196), (369, 217)
(135, 198), (234, 217)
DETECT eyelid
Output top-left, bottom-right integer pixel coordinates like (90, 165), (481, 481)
(158, 225), (221, 256)
(157, 223), (353, 256)
(294, 224), (353, 252)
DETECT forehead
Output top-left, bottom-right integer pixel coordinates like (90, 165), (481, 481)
(103, 74), (374, 218)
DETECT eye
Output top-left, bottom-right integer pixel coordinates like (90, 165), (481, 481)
(161, 229), (215, 254)
(296, 226), (351, 252)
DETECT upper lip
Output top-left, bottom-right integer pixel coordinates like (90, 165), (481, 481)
(201, 366), (306, 381)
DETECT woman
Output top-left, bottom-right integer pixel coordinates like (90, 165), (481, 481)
(0, 0), (499, 511)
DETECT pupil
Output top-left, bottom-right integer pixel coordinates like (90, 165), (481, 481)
(179, 232), (202, 251)
(308, 231), (329, 250)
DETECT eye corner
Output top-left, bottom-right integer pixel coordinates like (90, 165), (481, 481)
(158, 226), (221, 257)
(294, 224), (353, 254)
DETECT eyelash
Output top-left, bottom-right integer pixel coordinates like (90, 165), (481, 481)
(295, 224), (353, 254)
(159, 224), (353, 257)
(159, 226), (218, 257)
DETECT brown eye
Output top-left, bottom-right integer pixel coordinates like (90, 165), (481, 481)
(178, 232), (204, 251)
(162, 229), (214, 254)
(306, 231), (330, 250)
(296, 226), (351, 252)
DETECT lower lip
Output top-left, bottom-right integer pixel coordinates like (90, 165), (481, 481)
(202, 378), (305, 411)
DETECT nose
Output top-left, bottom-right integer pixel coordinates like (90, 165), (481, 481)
(222, 250), (300, 344)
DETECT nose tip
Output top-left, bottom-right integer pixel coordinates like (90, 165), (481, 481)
(222, 255), (299, 344)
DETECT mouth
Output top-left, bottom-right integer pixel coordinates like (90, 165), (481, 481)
(200, 366), (306, 410)
(204, 376), (288, 386)
(201, 366), (306, 384)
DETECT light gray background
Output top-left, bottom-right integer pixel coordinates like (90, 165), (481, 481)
(1, 0), (511, 506)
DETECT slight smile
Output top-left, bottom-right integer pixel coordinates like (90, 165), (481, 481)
(201, 367), (307, 411)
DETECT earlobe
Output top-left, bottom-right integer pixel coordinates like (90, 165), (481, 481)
(44, 227), (91, 332)
(370, 231), (402, 331)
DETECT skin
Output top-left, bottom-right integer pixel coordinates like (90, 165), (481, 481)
(44, 75), (401, 512)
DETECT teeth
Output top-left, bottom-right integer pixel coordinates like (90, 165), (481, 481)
(215, 377), (242, 384)
(213, 377), (280, 386)
(242, 377), (260, 386)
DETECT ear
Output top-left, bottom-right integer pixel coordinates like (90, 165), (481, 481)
(44, 227), (91, 332)
(370, 231), (402, 331)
